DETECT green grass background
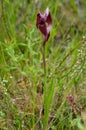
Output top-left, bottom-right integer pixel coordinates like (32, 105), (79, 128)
(0, 0), (86, 130)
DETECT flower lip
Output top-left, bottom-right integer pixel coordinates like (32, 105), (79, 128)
(39, 21), (45, 25)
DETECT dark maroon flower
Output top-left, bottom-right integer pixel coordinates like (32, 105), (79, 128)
(66, 95), (76, 105)
(36, 8), (52, 46)
(66, 95), (82, 115)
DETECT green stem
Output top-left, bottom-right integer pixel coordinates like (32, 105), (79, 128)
(1, 0), (11, 40)
(43, 45), (46, 74)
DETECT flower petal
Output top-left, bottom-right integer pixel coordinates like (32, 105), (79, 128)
(38, 22), (47, 36)
(36, 8), (52, 45)
(44, 8), (52, 25)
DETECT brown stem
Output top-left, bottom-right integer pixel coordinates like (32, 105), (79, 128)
(43, 45), (46, 74)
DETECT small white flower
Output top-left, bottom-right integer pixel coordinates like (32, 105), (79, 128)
(3, 79), (8, 83)
(82, 35), (85, 39)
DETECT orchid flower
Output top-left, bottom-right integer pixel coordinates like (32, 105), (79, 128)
(36, 8), (52, 46)
(36, 8), (52, 74)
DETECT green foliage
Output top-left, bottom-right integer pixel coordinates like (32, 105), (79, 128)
(0, 0), (86, 130)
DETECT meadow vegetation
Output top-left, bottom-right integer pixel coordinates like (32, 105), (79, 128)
(0, 0), (86, 130)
